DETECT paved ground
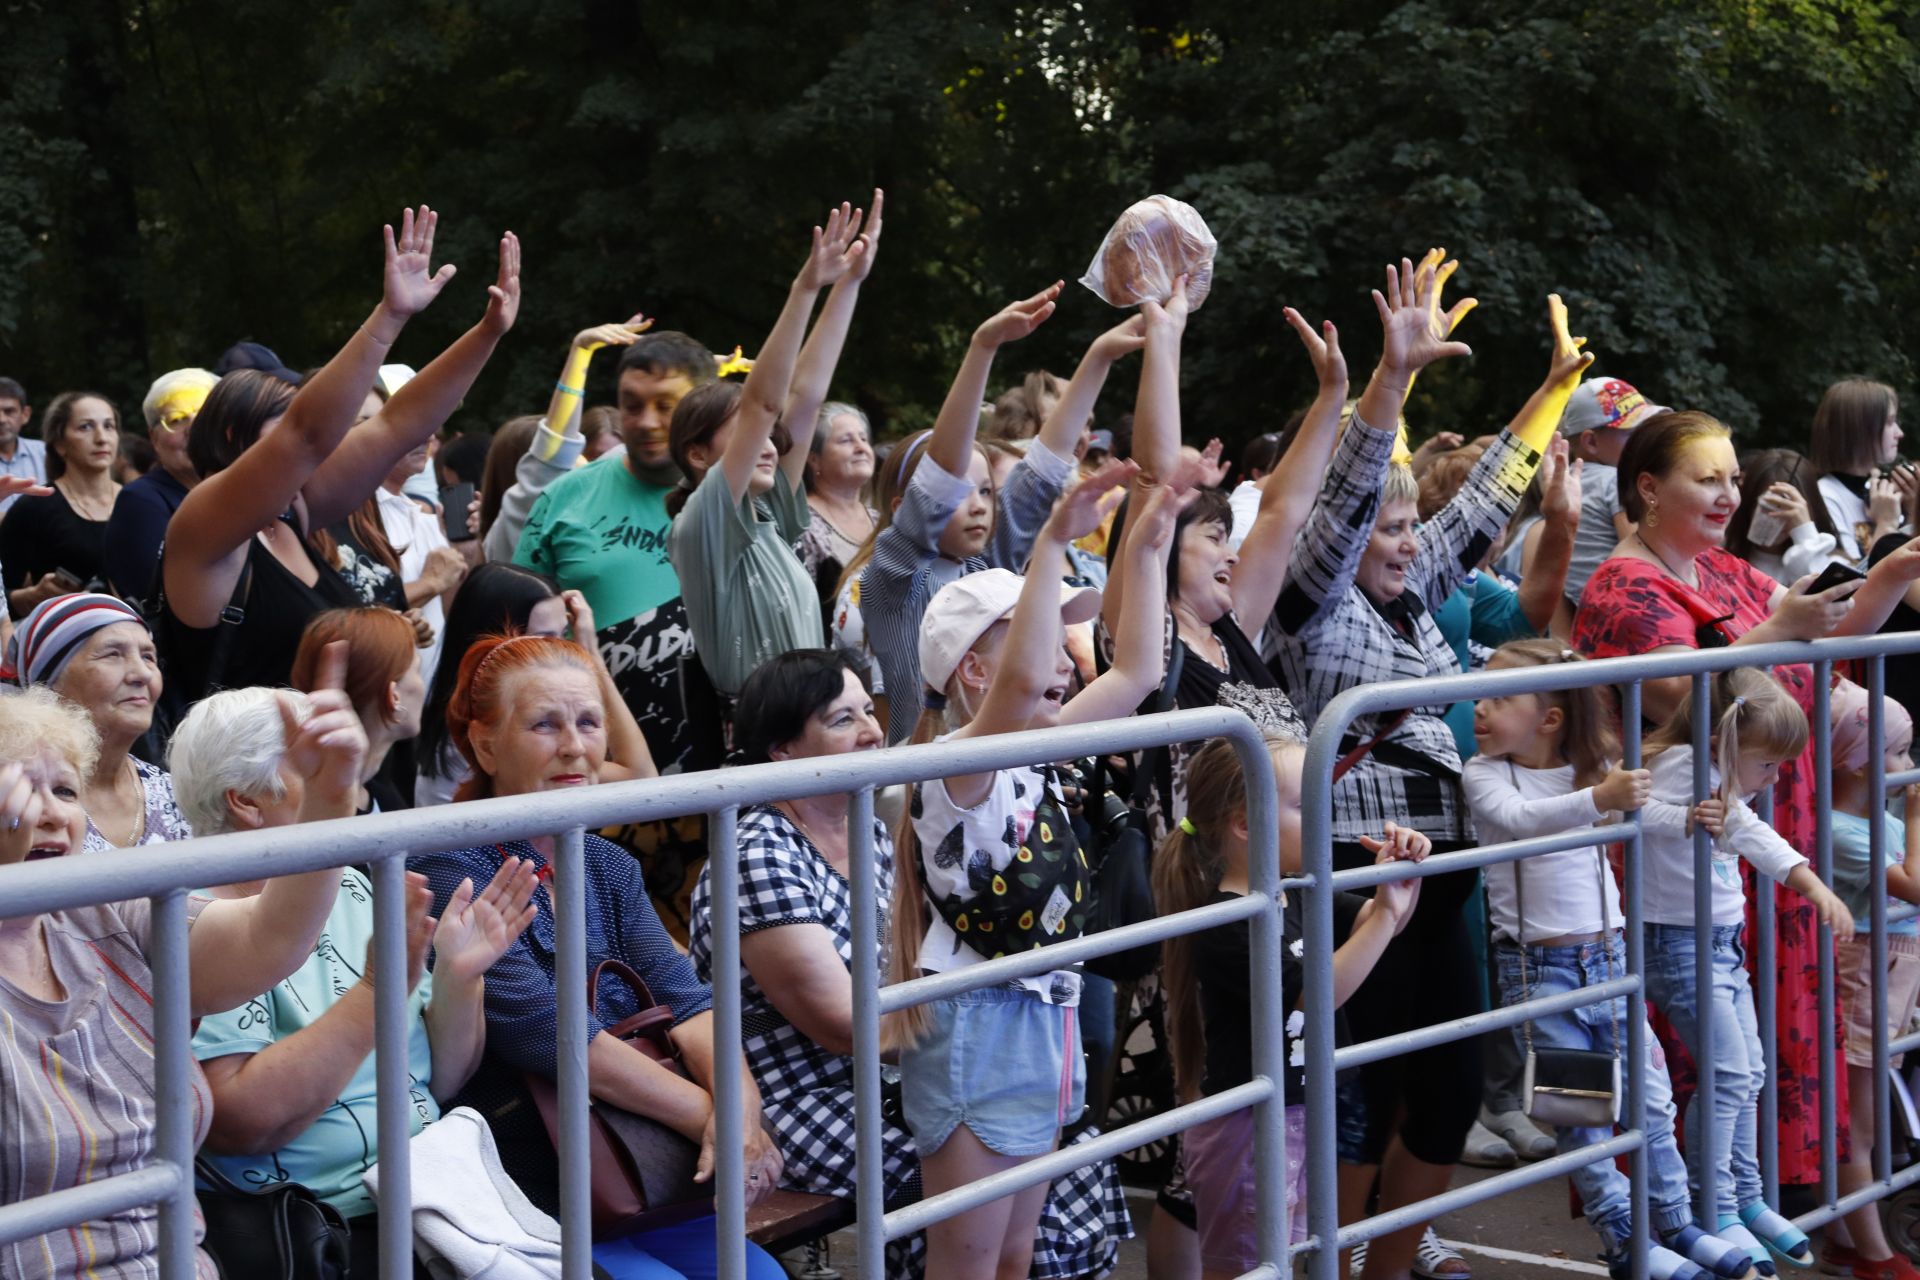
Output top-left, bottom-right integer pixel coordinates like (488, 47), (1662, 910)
(783, 1159), (1612, 1278)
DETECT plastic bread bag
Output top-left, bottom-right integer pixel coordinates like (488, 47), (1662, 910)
(1078, 195), (1217, 311)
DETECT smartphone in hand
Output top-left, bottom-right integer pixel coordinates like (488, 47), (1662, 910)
(1805, 561), (1867, 595)
(440, 482), (476, 543)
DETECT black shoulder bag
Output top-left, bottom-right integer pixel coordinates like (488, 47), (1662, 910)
(194, 1156), (351, 1280)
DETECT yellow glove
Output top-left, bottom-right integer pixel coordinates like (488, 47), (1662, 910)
(1495, 293), (1594, 494)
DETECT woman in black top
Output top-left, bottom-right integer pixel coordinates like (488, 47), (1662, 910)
(157, 206), (520, 703)
(2, 391), (123, 616)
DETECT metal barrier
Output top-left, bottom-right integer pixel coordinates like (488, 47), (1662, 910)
(1300, 630), (1920, 1280)
(10, 632), (1920, 1280)
(0, 704), (1289, 1280)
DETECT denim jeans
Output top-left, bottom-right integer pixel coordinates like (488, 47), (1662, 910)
(1644, 923), (1766, 1220)
(1496, 935), (1695, 1250)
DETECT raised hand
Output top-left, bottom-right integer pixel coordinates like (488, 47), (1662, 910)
(1126, 473), (1204, 553)
(1045, 457), (1140, 544)
(279, 640), (369, 813)
(1140, 273), (1192, 338)
(1373, 248), (1476, 376)
(1089, 313), (1148, 366)
(0, 761), (46, 866)
(361, 871), (436, 996)
(1283, 306), (1346, 391)
(560, 588), (597, 643)
(846, 187), (884, 283)
(1759, 481), (1812, 531)
(974, 282), (1063, 350)
(1195, 437), (1231, 489)
(432, 857), (539, 984)
(574, 313), (653, 353)
(479, 231), (522, 337)
(798, 201), (869, 292)
(382, 205), (458, 321)
(1538, 436), (1584, 529)
(1544, 293), (1594, 390)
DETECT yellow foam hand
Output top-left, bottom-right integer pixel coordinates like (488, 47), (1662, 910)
(1495, 293), (1596, 495)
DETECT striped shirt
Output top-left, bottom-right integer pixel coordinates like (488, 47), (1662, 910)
(0, 896), (217, 1280)
(1262, 412), (1538, 844)
(861, 440), (1072, 744)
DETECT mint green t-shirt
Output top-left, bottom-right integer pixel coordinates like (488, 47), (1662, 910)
(668, 469), (821, 695)
(192, 869), (437, 1217)
(515, 453), (681, 629)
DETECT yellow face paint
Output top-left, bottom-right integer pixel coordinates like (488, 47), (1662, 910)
(154, 385), (209, 433)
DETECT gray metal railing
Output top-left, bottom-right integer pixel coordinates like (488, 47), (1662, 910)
(0, 704), (1291, 1280)
(1299, 630), (1920, 1280)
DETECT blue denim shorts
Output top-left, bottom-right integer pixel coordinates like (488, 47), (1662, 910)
(901, 985), (1086, 1157)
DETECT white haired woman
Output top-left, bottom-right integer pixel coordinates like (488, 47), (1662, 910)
(6, 592), (191, 852)
(0, 680), (359, 1279)
(168, 655), (538, 1278)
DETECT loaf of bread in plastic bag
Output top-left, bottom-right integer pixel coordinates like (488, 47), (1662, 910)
(1078, 195), (1216, 310)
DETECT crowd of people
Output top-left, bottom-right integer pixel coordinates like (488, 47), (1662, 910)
(4, 197), (1920, 1280)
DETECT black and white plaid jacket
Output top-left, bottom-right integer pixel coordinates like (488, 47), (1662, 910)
(1262, 412), (1539, 844)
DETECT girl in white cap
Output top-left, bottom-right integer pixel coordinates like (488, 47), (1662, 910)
(884, 458), (1191, 1279)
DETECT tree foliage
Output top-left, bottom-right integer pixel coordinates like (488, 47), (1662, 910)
(3, 0), (1917, 454)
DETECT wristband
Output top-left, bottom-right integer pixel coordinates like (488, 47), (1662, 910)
(554, 381), (585, 397)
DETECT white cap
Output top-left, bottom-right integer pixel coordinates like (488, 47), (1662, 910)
(376, 363), (418, 398)
(918, 568), (1102, 696)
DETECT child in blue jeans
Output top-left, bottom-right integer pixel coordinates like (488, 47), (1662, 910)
(1465, 639), (1756, 1280)
(1642, 666), (1855, 1276)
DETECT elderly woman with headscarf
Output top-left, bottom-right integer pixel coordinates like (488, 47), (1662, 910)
(4, 592), (190, 851)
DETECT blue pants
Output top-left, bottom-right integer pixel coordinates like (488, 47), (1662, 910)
(1496, 935), (1695, 1252)
(1645, 923), (1766, 1221)
(592, 1215), (786, 1280)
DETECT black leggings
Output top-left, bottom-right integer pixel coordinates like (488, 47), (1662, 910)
(1331, 839), (1481, 1167)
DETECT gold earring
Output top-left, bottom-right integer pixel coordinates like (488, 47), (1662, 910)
(1644, 500), (1660, 530)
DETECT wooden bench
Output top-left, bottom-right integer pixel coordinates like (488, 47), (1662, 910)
(745, 1189), (855, 1259)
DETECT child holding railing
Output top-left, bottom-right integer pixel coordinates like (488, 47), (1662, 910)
(1153, 731), (1424, 1277)
(881, 462), (1186, 1279)
(1463, 638), (1754, 1280)
(1643, 667), (1856, 1276)
(1820, 681), (1920, 1280)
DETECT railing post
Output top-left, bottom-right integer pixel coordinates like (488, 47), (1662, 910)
(1622, 682), (1649, 1280)
(1302, 718), (1341, 1280)
(708, 806), (746, 1280)
(1869, 656), (1891, 1183)
(151, 889), (195, 1280)
(847, 786), (887, 1273)
(1816, 662), (1838, 1208)
(1753, 785), (1779, 1204)
(371, 855), (414, 1280)
(1690, 671), (1717, 1231)
(555, 826), (592, 1280)
(1230, 725), (1287, 1270)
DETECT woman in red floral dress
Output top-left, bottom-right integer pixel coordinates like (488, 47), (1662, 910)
(1573, 411), (1920, 1217)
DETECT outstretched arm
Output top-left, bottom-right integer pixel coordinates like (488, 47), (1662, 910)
(926, 283), (1062, 477)
(1068, 474), (1189, 725)
(717, 203), (867, 503)
(1516, 437), (1581, 632)
(165, 208), (455, 627)
(305, 232), (522, 528)
(1232, 307), (1349, 625)
(1033, 314), (1146, 464)
(779, 190), (883, 489)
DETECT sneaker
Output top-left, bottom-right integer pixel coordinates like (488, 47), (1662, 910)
(1412, 1228), (1472, 1279)
(1851, 1256), (1920, 1280)
(1459, 1118), (1517, 1168)
(1482, 1106), (1558, 1161)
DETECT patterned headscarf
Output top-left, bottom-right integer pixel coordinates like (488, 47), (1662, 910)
(1830, 676), (1915, 773)
(3, 594), (148, 689)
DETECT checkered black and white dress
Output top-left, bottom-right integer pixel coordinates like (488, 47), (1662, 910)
(690, 804), (1132, 1278)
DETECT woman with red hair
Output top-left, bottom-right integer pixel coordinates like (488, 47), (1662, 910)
(291, 607), (427, 814)
(410, 634), (785, 1279)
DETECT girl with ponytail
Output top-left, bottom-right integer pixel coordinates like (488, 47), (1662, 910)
(1641, 667), (1853, 1273)
(1154, 733), (1421, 1274)
(1465, 641), (1756, 1280)
(883, 459), (1182, 1278)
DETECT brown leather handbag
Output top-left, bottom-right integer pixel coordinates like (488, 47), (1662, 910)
(524, 958), (712, 1238)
